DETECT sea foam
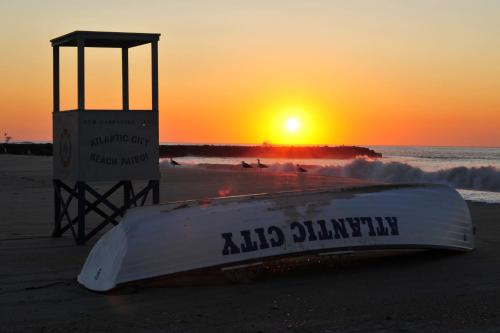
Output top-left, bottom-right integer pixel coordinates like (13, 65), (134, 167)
(267, 158), (500, 192)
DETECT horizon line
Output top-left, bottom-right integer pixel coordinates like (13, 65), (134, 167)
(3, 140), (500, 150)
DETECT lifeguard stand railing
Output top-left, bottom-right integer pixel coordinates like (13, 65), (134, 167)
(51, 31), (160, 244)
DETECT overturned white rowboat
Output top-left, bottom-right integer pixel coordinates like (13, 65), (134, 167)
(78, 184), (474, 291)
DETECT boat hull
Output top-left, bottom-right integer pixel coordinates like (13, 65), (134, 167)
(78, 184), (474, 291)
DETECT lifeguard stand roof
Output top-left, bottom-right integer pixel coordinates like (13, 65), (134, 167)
(51, 30), (160, 48)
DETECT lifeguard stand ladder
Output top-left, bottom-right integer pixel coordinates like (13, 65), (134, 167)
(51, 31), (161, 245)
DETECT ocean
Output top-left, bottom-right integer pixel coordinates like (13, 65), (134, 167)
(160, 145), (500, 203)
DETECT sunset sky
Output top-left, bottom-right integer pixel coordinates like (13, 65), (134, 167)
(0, 0), (499, 146)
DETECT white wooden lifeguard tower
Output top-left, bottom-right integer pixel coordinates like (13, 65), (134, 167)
(51, 31), (161, 244)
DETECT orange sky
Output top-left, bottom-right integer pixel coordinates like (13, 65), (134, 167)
(0, 1), (499, 146)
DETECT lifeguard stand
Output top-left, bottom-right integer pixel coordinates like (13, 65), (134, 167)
(51, 31), (161, 244)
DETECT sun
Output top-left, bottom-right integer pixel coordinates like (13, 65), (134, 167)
(285, 117), (300, 132)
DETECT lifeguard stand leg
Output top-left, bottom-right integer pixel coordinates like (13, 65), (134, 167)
(53, 179), (62, 237)
(152, 180), (160, 204)
(77, 181), (86, 245)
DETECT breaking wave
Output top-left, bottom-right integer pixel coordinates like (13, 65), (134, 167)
(268, 158), (500, 192)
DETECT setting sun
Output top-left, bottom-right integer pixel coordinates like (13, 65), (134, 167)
(262, 102), (327, 145)
(285, 117), (300, 132)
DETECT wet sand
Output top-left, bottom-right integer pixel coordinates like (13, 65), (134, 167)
(1, 155), (499, 332)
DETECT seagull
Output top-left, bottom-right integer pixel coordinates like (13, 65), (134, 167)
(170, 157), (180, 166)
(241, 161), (253, 168)
(296, 164), (307, 173)
(257, 159), (268, 168)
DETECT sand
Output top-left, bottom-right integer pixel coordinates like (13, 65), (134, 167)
(1, 155), (499, 332)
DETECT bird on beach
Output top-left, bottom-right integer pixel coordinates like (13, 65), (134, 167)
(296, 164), (307, 173)
(241, 161), (253, 168)
(257, 159), (268, 168)
(170, 157), (180, 166)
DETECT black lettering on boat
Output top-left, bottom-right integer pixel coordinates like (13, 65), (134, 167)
(360, 217), (376, 236)
(385, 217), (399, 235)
(221, 232), (241, 255)
(375, 217), (389, 236)
(290, 222), (306, 242)
(316, 219), (333, 240)
(346, 218), (362, 237)
(240, 230), (258, 253)
(303, 220), (318, 241)
(221, 215), (401, 256)
(254, 227), (270, 249)
(331, 218), (349, 239)
(268, 226), (284, 247)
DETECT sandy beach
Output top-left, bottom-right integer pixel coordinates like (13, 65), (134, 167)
(1, 154), (499, 332)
